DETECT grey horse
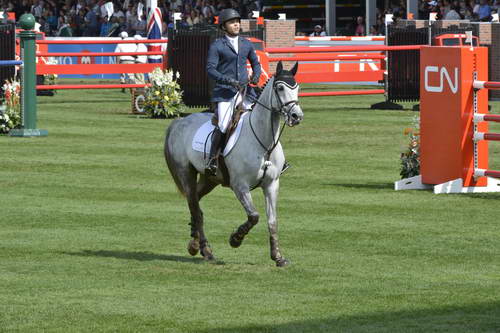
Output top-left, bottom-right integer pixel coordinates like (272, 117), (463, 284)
(164, 61), (304, 267)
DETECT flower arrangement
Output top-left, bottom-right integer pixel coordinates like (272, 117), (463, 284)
(400, 115), (420, 179)
(0, 79), (22, 134)
(143, 67), (186, 118)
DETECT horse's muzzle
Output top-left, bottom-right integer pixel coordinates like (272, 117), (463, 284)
(287, 106), (304, 127)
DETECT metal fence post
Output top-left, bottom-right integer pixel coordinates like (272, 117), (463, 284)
(10, 13), (47, 137)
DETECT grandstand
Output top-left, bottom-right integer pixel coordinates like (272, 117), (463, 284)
(262, 0), (369, 35)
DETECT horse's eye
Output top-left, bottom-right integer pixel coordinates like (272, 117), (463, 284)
(278, 85), (284, 91)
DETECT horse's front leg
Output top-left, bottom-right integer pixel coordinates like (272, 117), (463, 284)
(229, 186), (259, 248)
(263, 180), (289, 267)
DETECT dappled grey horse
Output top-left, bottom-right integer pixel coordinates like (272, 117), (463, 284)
(164, 61), (303, 266)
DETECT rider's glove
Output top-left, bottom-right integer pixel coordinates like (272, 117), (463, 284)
(250, 76), (259, 86)
(228, 79), (241, 90)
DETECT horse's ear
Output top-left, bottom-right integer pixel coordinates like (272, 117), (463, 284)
(290, 62), (299, 76)
(276, 61), (283, 75)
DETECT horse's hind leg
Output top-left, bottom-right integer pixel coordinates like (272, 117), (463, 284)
(174, 164), (214, 260)
(187, 175), (218, 257)
(229, 186), (259, 248)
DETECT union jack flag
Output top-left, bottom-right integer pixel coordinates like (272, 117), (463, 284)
(147, 6), (163, 63)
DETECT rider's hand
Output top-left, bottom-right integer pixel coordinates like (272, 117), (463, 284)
(250, 76), (259, 86)
(229, 79), (241, 90)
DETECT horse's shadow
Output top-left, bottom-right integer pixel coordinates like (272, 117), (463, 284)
(322, 182), (394, 190)
(62, 249), (225, 265)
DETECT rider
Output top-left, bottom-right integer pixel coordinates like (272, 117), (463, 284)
(205, 8), (261, 176)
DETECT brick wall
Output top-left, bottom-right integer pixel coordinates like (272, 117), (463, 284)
(483, 23), (500, 100)
(240, 19), (260, 32)
(264, 20), (296, 73)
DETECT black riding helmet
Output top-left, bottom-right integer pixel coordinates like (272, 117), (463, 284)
(219, 8), (241, 29)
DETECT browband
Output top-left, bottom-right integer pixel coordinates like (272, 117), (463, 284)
(274, 76), (298, 89)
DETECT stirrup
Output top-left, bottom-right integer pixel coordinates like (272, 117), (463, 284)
(280, 161), (291, 175)
(205, 158), (217, 176)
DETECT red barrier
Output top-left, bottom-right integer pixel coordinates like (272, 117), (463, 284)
(37, 83), (150, 90)
(37, 63), (160, 75)
(268, 55), (385, 62)
(473, 81), (500, 90)
(474, 132), (500, 141)
(263, 45), (394, 92)
(36, 51), (164, 57)
(35, 39), (167, 88)
(295, 36), (385, 42)
(266, 45), (421, 54)
(36, 39), (167, 44)
(475, 169), (500, 178)
(474, 114), (500, 123)
(295, 71), (382, 83)
(299, 89), (384, 97)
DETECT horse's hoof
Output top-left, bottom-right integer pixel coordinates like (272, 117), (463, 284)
(229, 232), (243, 248)
(201, 246), (215, 261)
(275, 258), (290, 267)
(187, 239), (200, 256)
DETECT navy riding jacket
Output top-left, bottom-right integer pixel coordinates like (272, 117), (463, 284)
(206, 35), (262, 102)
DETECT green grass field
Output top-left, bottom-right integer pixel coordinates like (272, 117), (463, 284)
(1, 84), (500, 332)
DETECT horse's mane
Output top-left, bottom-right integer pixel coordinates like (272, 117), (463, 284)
(254, 77), (272, 100)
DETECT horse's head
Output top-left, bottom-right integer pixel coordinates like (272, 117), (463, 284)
(272, 61), (304, 127)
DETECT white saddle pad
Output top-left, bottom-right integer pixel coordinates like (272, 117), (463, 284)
(192, 112), (248, 157)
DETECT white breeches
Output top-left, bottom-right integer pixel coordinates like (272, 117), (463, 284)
(217, 92), (253, 133)
(119, 60), (135, 83)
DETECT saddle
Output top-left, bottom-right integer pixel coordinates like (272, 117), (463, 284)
(209, 104), (247, 187)
(210, 103), (246, 148)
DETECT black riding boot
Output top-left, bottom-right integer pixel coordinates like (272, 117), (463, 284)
(205, 128), (223, 176)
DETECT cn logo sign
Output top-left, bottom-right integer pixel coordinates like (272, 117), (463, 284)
(424, 66), (459, 94)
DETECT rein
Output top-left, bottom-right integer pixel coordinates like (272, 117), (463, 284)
(244, 79), (298, 189)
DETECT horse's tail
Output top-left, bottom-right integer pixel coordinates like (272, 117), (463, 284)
(164, 121), (186, 197)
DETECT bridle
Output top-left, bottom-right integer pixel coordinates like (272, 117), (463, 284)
(249, 77), (300, 119)
(241, 76), (300, 187)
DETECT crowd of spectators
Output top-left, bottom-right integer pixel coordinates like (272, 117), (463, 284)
(294, 0), (500, 37)
(3, 0), (500, 38)
(1, 0), (262, 37)
(370, 0), (500, 35)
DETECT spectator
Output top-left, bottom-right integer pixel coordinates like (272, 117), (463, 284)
(134, 34), (148, 85)
(31, 0), (44, 20)
(493, 0), (500, 12)
(310, 24), (326, 37)
(444, 3), (463, 19)
(474, 0), (492, 21)
(99, 15), (112, 36)
(132, 13), (146, 36)
(14, 0), (31, 19)
(114, 31), (136, 92)
(72, 8), (86, 37)
(354, 16), (365, 36)
(441, 0), (452, 17)
(368, 25), (380, 36)
(186, 9), (201, 25)
(428, 1), (443, 20)
(203, 6), (216, 24)
(84, 5), (99, 36)
(107, 15), (121, 36)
